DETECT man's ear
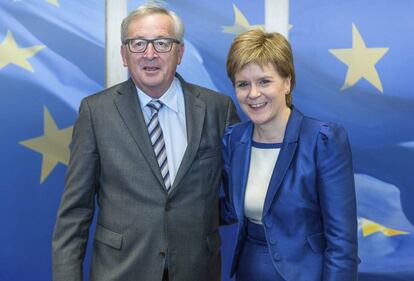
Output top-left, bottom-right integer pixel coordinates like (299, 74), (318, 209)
(177, 43), (185, 65)
(121, 45), (128, 67)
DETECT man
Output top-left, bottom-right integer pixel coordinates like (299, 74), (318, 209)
(52, 4), (239, 281)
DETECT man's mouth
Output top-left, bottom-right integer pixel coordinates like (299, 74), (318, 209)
(143, 66), (160, 71)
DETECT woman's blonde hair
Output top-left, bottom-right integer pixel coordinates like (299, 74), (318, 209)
(226, 29), (295, 107)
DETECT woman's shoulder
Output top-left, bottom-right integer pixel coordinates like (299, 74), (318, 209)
(296, 113), (351, 162)
(299, 112), (348, 141)
(224, 121), (252, 139)
(222, 121), (252, 154)
(298, 118), (350, 159)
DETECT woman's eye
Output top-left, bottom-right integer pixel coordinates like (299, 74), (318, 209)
(236, 82), (248, 88)
(259, 79), (270, 85)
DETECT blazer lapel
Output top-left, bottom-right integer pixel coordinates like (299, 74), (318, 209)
(262, 108), (303, 217)
(113, 79), (166, 189)
(169, 76), (205, 193)
(232, 123), (253, 220)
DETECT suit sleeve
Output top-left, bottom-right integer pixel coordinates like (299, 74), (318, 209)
(219, 126), (238, 226)
(316, 123), (358, 281)
(52, 98), (100, 281)
(220, 97), (239, 225)
(225, 97), (240, 127)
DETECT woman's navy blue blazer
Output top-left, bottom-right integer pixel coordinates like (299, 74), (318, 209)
(220, 108), (359, 281)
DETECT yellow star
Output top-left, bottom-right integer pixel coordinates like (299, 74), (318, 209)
(45, 0), (60, 7)
(0, 31), (45, 72)
(361, 218), (409, 237)
(222, 4), (264, 34)
(329, 23), (389, 93)
(20, 107), (73, 183)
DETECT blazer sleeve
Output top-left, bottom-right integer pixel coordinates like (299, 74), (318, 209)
(52, 98), (100, 281)
(219, 126), (238, 226)
(316, 123), (359, 281)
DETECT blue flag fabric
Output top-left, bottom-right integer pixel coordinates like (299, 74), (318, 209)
(2, 1), (413, 280)
(289, 0), (414, 280)
(0, 1), (104, 280)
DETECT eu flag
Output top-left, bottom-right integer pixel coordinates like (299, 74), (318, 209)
(290, 1), (414, 280)
(0, 1), (104, 280)
(2, 0), (413, 280)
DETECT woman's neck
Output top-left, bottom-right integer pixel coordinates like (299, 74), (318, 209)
(253, 107), (291, 143)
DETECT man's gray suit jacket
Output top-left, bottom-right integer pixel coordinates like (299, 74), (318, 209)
(52, 75), (240, 281)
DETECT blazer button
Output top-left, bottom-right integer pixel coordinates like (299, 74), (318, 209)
(264, 219), (273, 228)
(165, 203), (170, 212)
(273, 253), (281, 261)
(269, 238), (277, 245)
(159, 251), (166, 258)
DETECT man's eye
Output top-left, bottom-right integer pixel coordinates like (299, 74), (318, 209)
(155, 40), (168, 46)
(133, 40), (146, 47)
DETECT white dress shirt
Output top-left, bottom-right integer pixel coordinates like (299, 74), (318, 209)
(136, 77), (187, 186)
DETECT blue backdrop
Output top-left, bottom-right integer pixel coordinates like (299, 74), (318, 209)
(1, 1), (413, 280)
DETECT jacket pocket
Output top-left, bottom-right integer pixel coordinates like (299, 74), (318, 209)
(206, 230), (222, 252)
(307, 232), (326, 253)
(94, 224), (123, 250)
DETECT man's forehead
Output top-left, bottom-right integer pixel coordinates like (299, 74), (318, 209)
(128, 14), (173, 28)
(127, 14), (175, 37)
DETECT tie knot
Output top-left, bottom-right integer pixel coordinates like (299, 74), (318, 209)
(147, 100), (163, 113)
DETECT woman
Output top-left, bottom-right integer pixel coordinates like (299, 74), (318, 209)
(221, 29), (358, 281)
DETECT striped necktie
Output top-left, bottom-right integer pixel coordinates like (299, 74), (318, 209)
(147, 100), (171, 190)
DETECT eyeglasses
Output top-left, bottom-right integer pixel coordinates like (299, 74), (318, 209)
(124, 38), (180, 53)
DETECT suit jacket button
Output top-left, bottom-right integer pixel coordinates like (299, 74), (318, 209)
(159, 251), (166, 257)
(264, 219), (273, 228)
(269, 238), (276, 245)
(273, 253), (281, 261)
(165, 204), (170, 211)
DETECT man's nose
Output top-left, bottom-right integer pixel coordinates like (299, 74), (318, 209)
(143, 42), (158, 59)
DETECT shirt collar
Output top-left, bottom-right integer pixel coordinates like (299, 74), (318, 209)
(136, 77), (181, 114)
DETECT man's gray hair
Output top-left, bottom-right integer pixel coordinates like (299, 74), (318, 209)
(121, 3), (185, 44)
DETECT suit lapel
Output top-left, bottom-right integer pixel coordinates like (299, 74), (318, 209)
(232, 123), (253, 220)
(262, 108), (303, 217)
(113, 79), (166, 189)
(169, 76), (205, 193)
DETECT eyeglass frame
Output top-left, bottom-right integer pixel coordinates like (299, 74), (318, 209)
(123, 37), (181, 53)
